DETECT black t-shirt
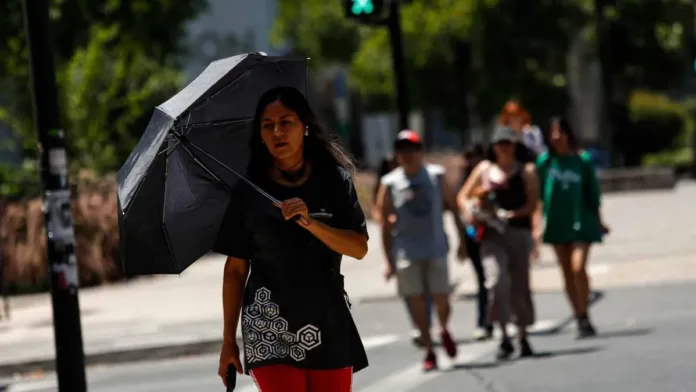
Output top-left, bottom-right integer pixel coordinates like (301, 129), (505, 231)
(213, 165), (370, 374)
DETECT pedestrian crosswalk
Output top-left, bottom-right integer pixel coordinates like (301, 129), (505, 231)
(232, 333), (499, 392)
(4, 318), (564, 392)
(3, 333), (499, 392)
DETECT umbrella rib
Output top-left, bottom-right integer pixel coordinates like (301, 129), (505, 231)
(176, 141), (232, 193)
(176, 117), (254, 135)
(181, 139), (280, 205)
(162, 147), (180, 273)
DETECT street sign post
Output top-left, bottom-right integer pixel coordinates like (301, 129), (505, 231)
(22, 1), (88, 391)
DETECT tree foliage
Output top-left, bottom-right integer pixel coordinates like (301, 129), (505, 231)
(273, 0), (695, 130)
(0, 0), (206, 198)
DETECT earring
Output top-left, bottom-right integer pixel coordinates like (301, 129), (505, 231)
(305, 126), (309, 136)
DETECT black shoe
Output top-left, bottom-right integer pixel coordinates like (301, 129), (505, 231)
(473, 325), (494, 341)
(519, 338), (534, 358)
(496, 338), (514, 360)
(576, 317), (597, 339)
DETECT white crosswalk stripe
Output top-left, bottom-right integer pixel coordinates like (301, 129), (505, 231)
(230, 319), (560, 392)
(358, 341), (498, 392)
(234, 333), (401, 392)
(5, 318), (562, 392)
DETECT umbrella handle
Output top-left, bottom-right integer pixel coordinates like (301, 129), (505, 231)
(226, 364), (236, 391)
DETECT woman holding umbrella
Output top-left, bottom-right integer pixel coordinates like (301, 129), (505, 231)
(215, 87), (369, 391)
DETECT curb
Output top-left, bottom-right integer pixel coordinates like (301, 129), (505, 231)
(598, 168), (676, 193)
(0, 336), (242, 378)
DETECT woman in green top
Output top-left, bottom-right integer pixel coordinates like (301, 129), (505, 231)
(535, 117), (610, 338)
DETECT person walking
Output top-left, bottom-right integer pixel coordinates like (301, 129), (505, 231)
(375, 130), (466, 371)
(461, 144), (493, 340)
(374, 155), (433, 347)
(535, 117), (610, 339)
(498, 100), (545, 161)
(457, 126), (539, 360)
(215, 87), (370, 392)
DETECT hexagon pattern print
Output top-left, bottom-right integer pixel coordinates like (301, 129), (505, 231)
(241, 287), (322, 363)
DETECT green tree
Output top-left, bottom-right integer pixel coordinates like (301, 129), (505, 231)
(272, 0), (583, 126)
(273, 0), (694, 133)
(0, 0), (206, 198)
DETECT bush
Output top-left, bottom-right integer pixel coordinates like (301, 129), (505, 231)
(623, 91), (687, 166)
(0, 171), (123, 295)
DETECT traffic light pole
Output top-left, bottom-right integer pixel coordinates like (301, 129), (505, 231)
(595, 0), (614, 165)
(386, 0), (410, 131)
(686, 3), (696, 178)
(22, 1), (88, 391)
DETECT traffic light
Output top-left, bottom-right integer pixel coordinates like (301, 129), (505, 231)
(344, 0), (385, 21)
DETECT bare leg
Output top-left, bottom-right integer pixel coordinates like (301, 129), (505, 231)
(431, 294), (451, 331)
(408, 295), (434, 352)
(571, 243), (592, 316)
(553, 244), (580, 316)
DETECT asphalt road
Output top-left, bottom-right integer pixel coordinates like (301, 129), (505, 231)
(6, 281), (696, 392)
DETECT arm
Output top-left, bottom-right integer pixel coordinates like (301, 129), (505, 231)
(532, 201), (543, 240)
(222, 257), (249, 344)
(441, 178), (465, 241)
(213, 192), (253, 344)
(584, 159), (609, 230)
(376, 181), (394, 264)
(533, 154), (549, 240)
(373, 183), (386, 224)
(456, 160), (488, 222)
(303, 220), (368, 260)
(280, 171), (369, 260)
(509, 163), (540, 219)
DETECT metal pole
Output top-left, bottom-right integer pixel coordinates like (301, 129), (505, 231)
(387, 0), (410, 131)
(686, 3), (696, 178)
(595, 0), (614, 165)
(22, 1), (88, 391)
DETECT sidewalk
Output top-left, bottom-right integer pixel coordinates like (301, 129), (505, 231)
(1, 184), (695, 376)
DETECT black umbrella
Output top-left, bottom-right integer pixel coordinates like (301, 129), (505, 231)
(117, 52), (307, 276)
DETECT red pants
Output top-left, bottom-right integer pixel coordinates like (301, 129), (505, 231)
(250, 365), (352, 392)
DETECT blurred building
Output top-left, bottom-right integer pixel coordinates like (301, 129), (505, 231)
(181, 0), (284, 81)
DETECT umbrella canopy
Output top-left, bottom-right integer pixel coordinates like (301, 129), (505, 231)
(117, 52), (307, 276)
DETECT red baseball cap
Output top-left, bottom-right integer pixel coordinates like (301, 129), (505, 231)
(395, 130), (422, 148)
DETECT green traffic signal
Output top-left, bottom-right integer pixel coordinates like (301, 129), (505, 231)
(352, 0), (375, 15)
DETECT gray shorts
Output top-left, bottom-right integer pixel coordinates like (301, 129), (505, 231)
(395, 257), (450, 298)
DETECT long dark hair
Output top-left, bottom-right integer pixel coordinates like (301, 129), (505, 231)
(248, 87), (355, 178)
(547, 116), (580, 155)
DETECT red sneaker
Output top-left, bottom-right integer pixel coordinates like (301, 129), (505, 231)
(440, 330), (458, 358)
(423, 350), (437, 372)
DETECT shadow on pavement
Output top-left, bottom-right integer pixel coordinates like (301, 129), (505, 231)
(590, 327), (653, 340)
(528, 345), (603, 359)
(529, 290), (605, 337)
(447, 346), (603, 372)
(450, 360), (502, 371)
